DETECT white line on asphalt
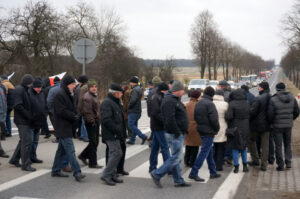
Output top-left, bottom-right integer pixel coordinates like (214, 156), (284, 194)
(130, 153), (163, 178)
(11, 197), (43, 199)
(0, 169), (50, 193)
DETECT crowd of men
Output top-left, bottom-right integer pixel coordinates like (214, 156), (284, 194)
(0, 73), (299, 188)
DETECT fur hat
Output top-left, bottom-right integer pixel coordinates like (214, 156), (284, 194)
(110, 83), (123, 92)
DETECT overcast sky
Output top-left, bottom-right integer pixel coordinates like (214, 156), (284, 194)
(1, 0), (296, 63)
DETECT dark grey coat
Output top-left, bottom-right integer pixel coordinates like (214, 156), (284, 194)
(128, 85), (142, 114)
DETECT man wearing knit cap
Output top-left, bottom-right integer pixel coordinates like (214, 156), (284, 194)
(76, 75), (89, 142)
(148, 82), (170, 173)
(151, 80), (191, 188)
(10, 74), (36, 171)
(100, 83), (126, 185)
(78, 80), (103, 169)
(146, 76), (162, 146)
(51, 75), (86, 181)
(248, 81), (271, 171)
(268, 82), (300, 171)
(28, 78), (46, 164)
(127, 76), (147, 145)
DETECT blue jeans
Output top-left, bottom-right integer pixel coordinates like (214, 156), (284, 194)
(149, 130), (170, 171)
(5, 109), (12, 135)
(52, 138), (81, 176)
(190, 136), (217, 177)
(31, 129), (40, 160)
(80, 118), (89, 140)
(128, 113), (146, 143)
(232, 148), (247, 166)
(152, 134), (185, 184)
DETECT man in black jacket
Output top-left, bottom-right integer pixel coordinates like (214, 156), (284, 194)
(100, 83), (126, 186)
(127, 76), (147, 145)
(268, 82), (300, 171)
(189, 87), (221, 182)
(29, 78), (46, 164)
(51, 75), (85, 181)
(9, 74), (36, 171)
(151, 80), (191, 188)
(148, 82), (170, 173)
(249, 82), (271, 171)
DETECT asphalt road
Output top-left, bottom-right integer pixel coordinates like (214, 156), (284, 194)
(0, 68), (281, 199)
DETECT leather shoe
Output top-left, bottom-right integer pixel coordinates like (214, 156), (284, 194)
(276, 166), (284, 171)
(126, 141), (134, 145)
(31, 158), (43, 163)
(89, 165), (103, 169)
(174, 182), (192, 187)
(78, 156), (88, 165)
(9, 161), (21, 167)
(150, 172), (162, 188)
(188, 175), (205, 182)
(5, 134), (12, 137)
(74, 173), (86, 182)
(112, 176), (123, 183)
(22, 166), (36, 172)
(117, 170), (129, 175)
(62, 166), (72, 172)
(141, 137), (147, 145)
(0, 153), (9, 158)
(44, 134), (51, 139)
(52, 172), (69, 177)
(286, 163), (292, 169)
(101, 177), (116, 186)
(210, 173), (221, 179)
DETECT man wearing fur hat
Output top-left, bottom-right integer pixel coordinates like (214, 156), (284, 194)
(268, 82), (299, 171)
(100, 83), (126, 186)
(10, 74), (36, 171)
(127, 76), (147, 145)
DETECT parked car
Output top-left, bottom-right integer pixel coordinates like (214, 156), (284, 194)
(144, 88), (150, 100)
(209, 80), (219, 90)
(188, 79), (209, 96)
(228, 81), (237, 90)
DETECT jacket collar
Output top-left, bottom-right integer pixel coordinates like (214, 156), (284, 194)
(202, 94), (213, 101)
(108, 93), (121, 104)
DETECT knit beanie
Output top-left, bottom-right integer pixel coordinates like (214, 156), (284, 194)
(87, 79), (97, 88)
(157, 82), (169, 91)
(130, 76), (139, 84)
(54, 76), (60, 83)
(78, 75), (88, 84)
(110, 83), (123, 92)
(190, 90), (201, 98)
(21, 74), (34, 86)
(152, 76), (162, 86)
(170, 80), (184, 92)
(204, 86), (215, 97)
(62, 75), (75, 86)
(276, 82), (286, 91)
(259, 81), (269, 90)
(32, 78), (43, 88)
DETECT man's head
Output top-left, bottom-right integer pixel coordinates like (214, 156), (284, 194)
(258, 82), (269, 92)
(77, 75), (88, 87)
(63, 75), (76, 92)
(152, 76), (162, 87)
(170, 80), (185, 98)
(109, 83), (123, 99)
(21, 74), (34, 88)
(204, 86), (215, 98)
(157, 82), (169, 94)
(54, 76), (60, 84)
(121, 81), (128, 90)
(147, 80), (153, 89)
(129, 76), (139, 87)
(218, 80), (228, 90)
(241, 85), (249, 92)
(88, 79), (98, 94)
(32, 78), (43, 94)
(190, 90), (201, 99)
(276, 82), (286, 91)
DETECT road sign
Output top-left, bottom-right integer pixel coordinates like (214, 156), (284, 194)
(72, 38), (97, 75)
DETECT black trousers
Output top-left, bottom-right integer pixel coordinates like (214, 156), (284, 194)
(273, 128), (292, 168)
(79, 123), (99, 166)
(184, 145), (199, 166)
(213, 142), (226, 170)
(106, 140), (127, 172)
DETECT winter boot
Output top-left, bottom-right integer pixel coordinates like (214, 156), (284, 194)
(243, 163), (249, 172)
(233, 165), (239, 173)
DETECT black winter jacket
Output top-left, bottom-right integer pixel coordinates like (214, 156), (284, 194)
(225, 89), (250, 149)
(161, 91), (188, 137)
(147, 87), (158, 117)
(149, 89), (165, 131)
(250, 90), (271, 132)
(268, 91), (300, 129)
(194, 95), (220, 137)
(128, 85), (142, 114)
(28, 88), (47, 129)
(13, 82), (32, 125)
(101, 93), (127, 142)
(53, 84), (78, 138)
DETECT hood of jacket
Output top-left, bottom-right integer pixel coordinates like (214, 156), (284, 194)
(213, 94), (225, 102)
(276, 91), (293, 103)
(231, 89), (246, 101)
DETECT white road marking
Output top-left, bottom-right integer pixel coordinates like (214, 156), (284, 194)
(11, 197), (43, 199)
(0, 170), (50, 193)
(130, 154), (163, 178)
